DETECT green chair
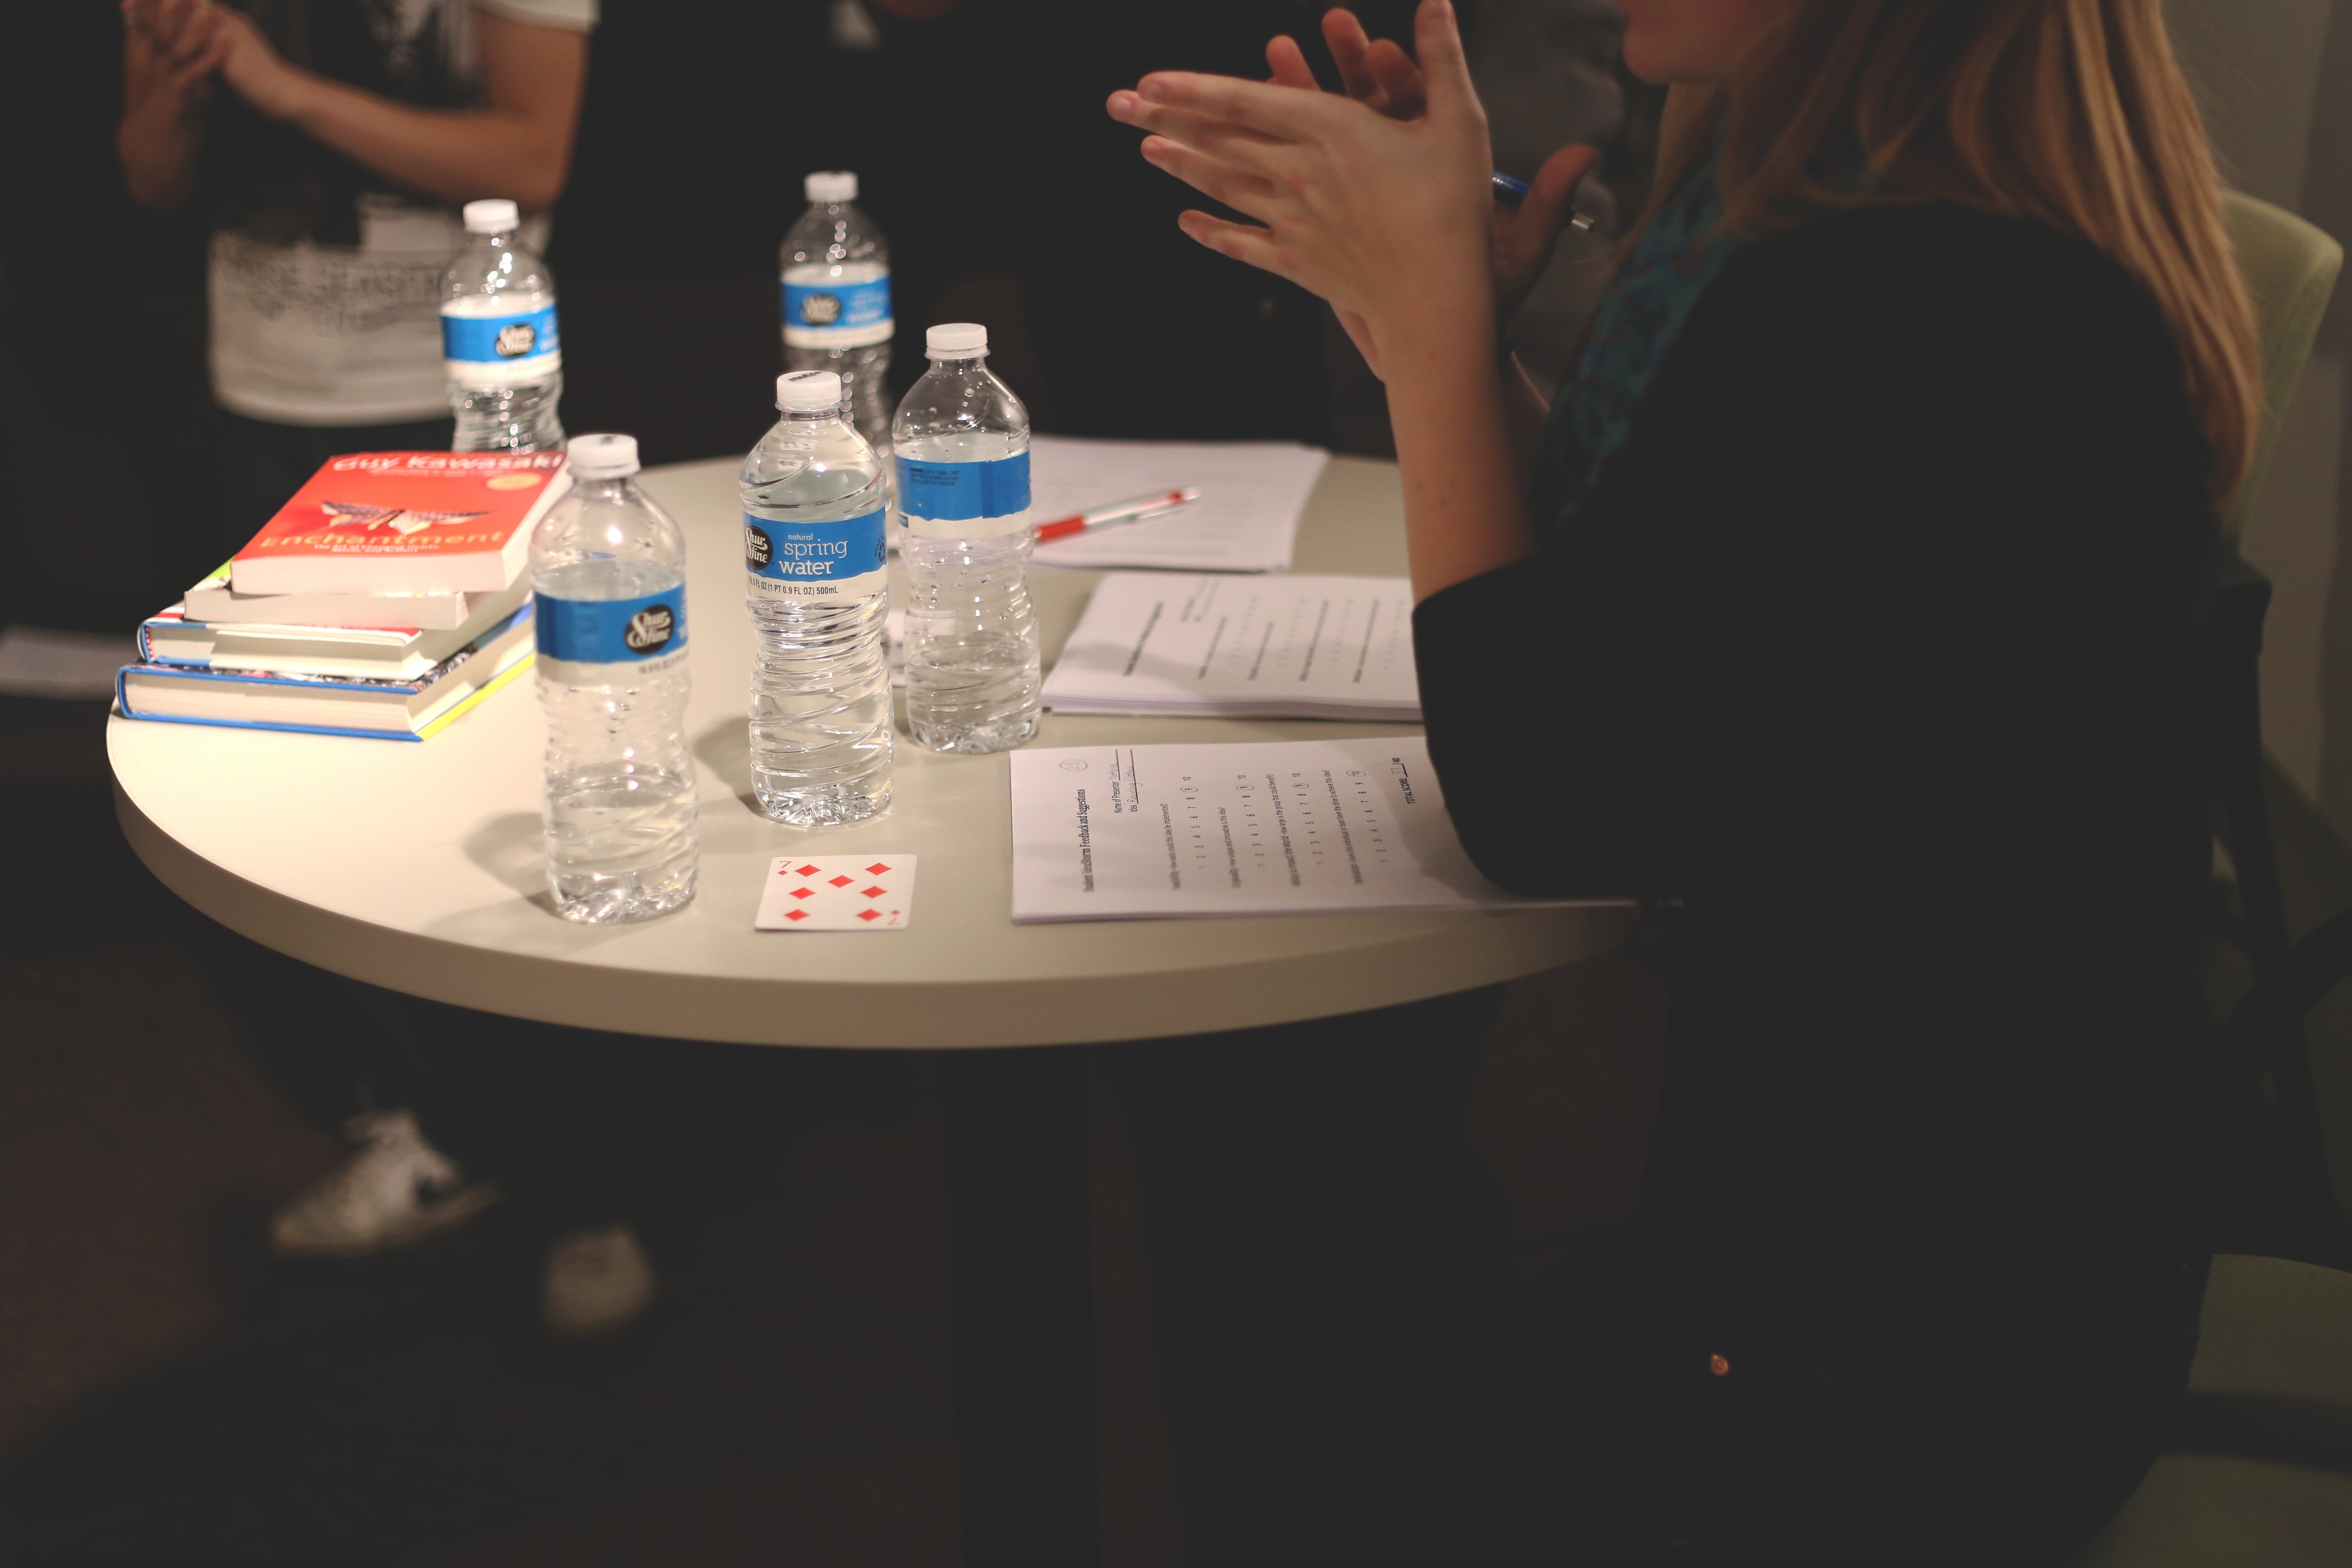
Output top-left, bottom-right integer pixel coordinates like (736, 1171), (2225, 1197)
(2219, 191), (2344, 550)
(2073, 910), (2352, 1565)
(2205, 193), (2343, 1201)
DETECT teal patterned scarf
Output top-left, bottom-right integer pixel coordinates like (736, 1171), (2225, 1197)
(1527, 156), (1743, 537)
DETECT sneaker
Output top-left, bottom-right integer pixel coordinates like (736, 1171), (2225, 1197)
(268, 1109), (502, 1260)
(540, 1223), (658, 1344)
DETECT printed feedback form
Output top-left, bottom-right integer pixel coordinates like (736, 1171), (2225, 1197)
(1008, 736), (1599, 922)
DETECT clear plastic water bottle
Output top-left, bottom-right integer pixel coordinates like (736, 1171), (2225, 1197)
(741, 371), (893, 825)
(892, 323), (1040, 754)
(530, 434), (697, 922)
(443, 198), (564, 452)
(781, 172), (894, 453)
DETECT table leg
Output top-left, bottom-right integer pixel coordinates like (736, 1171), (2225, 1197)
(943, 1046), (1099, 1568)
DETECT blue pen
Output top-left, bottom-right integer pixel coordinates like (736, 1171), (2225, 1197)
(1492, 171), (1597, 230)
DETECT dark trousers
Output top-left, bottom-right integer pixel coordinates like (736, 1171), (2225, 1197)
(1102, 988), (1510, 1566)
(332, 981), (793, 1238)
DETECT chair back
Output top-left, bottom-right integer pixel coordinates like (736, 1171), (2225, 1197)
(2220, 191), (2343, 546)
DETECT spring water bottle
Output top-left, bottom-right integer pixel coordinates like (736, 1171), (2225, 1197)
(530, 435), (697, 922)
(742, 371), (893, 825)
(442, 198), (564, 452)
(893, 323), (1040, 753)
(781, 172), (894, 452)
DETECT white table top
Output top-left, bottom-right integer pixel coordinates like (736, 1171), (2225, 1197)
(111, 453), (1629, 1048)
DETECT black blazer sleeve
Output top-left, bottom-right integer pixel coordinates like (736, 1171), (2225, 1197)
(1412, 205), (2214, 933)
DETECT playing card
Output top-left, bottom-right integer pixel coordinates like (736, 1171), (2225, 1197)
(755, 855), (918, 930)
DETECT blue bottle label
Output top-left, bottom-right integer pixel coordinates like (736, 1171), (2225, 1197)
(441, 302), (562, 381)
(782, 276), (893, 349)
(744, 507), (889, 601)
(535, 585), (688, 668)
(895, 450), (1032, 539)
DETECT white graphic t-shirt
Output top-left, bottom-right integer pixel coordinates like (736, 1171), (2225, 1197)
(205, 0), (596, 427)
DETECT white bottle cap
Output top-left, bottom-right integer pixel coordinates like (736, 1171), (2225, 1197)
(925, 322), (989, 359)
(463, 198), (521, 234)
(804, 171), (858, 204)
(777, 370), (844, 410)
(567, 433), (640, 478)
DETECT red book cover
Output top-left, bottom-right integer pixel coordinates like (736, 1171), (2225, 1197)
(228, 451), (572, 596)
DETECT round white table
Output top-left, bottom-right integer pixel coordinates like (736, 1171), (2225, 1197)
(110, 451), (1629, 1567)
(110, 453), (1627, 1047)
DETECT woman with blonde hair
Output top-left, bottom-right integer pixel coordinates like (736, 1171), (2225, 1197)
(1109, 1), (2254, 1557)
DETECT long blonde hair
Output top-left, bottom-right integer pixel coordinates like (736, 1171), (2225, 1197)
(1642, 0), (2261, 502)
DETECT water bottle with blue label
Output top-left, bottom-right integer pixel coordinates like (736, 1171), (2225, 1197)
(442, 199), (564, 453)
(742, 371), (893, 825)
(530, 434), (697, 922)
(892, 323), (1040, 753)
(781, 172), (894, 453)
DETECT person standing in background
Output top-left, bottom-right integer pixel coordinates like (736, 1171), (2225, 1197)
(112, 1), (696, 1346)
(115, 0), (593, 535)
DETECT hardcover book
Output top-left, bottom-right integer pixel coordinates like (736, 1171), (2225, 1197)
(116, 602), (536, 741)
(228, 450), (570, 596)
(182, 559), (528, 631)
(138, 581), (533, 681)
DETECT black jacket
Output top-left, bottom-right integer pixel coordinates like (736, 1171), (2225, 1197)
(1415, 203), (2216, 1382)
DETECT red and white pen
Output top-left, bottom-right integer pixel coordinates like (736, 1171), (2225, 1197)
(1035, 487), (1200, 542)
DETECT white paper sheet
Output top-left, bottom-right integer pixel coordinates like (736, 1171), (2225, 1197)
(1025, 436), (1329, 573)
(1039, 573), (1419, 720)
(1009, 736), (1601, 922)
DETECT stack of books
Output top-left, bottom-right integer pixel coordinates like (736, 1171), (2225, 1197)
(117, 451), (571, 740)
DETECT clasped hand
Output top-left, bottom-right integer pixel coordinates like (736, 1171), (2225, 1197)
(124, 0), (307, 122)
(1106, 0), (1597, 381)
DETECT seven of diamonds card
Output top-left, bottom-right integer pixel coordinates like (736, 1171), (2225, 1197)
(755, 855), (918, 930)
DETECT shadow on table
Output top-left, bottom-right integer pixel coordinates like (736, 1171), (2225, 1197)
(692, 718), (765, 824)
(463, 811), (552, 901)
(432, 812), (648, 947)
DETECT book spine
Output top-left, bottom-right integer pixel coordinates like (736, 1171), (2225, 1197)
(136, 626), (214, 668)
(111, 710), (426, 741)
(412, 652), (535, 740)
(117, 664), (431, 695)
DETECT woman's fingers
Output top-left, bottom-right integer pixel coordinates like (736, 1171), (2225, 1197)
(1491, 144), (1603, 323)
(1174, 210), (1293, 283)
(1361, 39), (1426, 118)
(1526, 143), (1600, 227)
(1494, 143), (1600, 268)
(171, 33), (229, 92)
(150, 0), (203, 62)
(1265, 34), (1317, 91)
(1139, 136), (1280, 222)
(1110, 90), (1291, 174)
(165, 0), (215, 55)
(1327, 11), (1433, 120)
(166, 5), (225, 70)
(1410, 0), (1480, 119)
(1323, 9), (1385, 107)
(1131, 70), (1330, 141)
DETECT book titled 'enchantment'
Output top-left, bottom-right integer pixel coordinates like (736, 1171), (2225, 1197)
(229, 450), (572, 597)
